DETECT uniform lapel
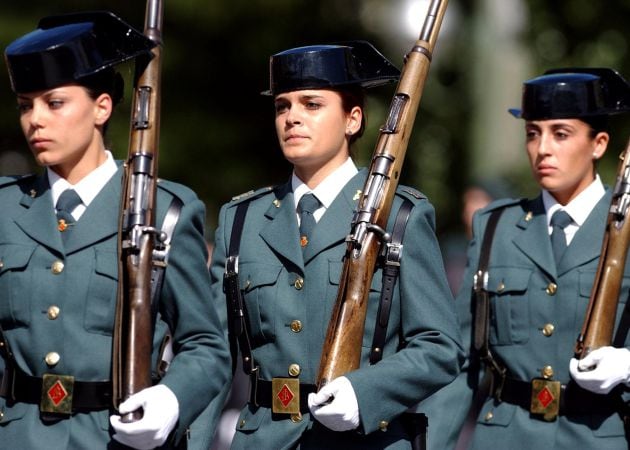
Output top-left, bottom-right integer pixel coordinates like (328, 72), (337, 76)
(512, 197), (556, 278)
(260, 182), (304, 270)
(14, 174), (64, 255)
(63, 169), (122, 254)
(557, 190), (610, 276)
(302, 170), (365, 264)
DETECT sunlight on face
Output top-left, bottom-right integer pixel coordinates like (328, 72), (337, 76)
(524, 118), (608, 205)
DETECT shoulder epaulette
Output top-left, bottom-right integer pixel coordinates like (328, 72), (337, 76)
(230, 186), (274, 204)
(481, 197), (523, 214)
(0, 173), (36, 189)
(396, 185), (426, 202)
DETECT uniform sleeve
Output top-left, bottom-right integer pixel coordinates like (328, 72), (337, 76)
(345, 199), (466, 434)
(157, 196), (232, 439)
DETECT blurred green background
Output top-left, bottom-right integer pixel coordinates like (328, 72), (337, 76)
(0, 0), (629, 243)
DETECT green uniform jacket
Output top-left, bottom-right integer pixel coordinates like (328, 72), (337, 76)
(211, 170), (464, 449)
(432, 192), (630, 449)
(0, 168), (230, 449)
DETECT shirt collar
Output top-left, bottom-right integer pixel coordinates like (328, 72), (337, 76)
(542, 174), (605, 227)
(48, 150), (118, 207)
(292, 157), (358, 209)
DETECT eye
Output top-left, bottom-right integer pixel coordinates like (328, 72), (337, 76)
(305, 101), (321, 110)
(48, 99), (64, 109)
(274, 102), (289, 114)
(17, 103), (32, 113)
(525, 129), (539, 140)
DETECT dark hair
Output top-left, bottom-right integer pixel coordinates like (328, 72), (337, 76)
(78, 67), (124, 136)
(580, 115), (610, 138)
(337, 85), (366, 147)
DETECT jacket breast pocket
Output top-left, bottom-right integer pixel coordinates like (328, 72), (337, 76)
(238, 262), (282, 345)
(0, 243), (37, 329)
(84, 248), (118, 335)
(487, 266), (532, 346)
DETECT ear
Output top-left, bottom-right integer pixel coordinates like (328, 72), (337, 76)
(345, 106), (362, 136)
(592, 131), (610, 160)
(94, 93), (113, 126)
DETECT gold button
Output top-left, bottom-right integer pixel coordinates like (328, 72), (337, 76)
(546, 283), (557, 295)
(290, 412), (303, 423)
(294, 278), (304, 290)
(290, 320), (302, 333)
(542, 323), (555, 337)
(484, 410), (494, 421)
(45, 352), (60, 367)
(288, 363), (301, 377)
(51, 261), (65, 274)
(497, 281), (505, 293)
(0, 410), (3, 421)
(0, 260), (4, 269)
(525, 211), (533, 221)
(47, 306), (60, 320)
(273, 199), (281, 208)
(378, 420), (388, 431)
(239, 419), (246, 428)
(541, 365), (554, 379)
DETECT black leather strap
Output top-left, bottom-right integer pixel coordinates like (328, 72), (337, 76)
(370, 199), (414, 364)
(224, 201), (256, 375)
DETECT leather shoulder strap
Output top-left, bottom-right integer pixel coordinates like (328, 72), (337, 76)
(370, 198), (414, 364)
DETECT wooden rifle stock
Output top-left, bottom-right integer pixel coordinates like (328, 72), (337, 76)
(575, 137), (630, 359)
(316, 0), (449, 388)
(113, 0), (164, 422)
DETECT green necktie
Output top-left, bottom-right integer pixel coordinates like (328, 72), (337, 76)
(298, 193), (320, 250)
(550, 209), (572, 264)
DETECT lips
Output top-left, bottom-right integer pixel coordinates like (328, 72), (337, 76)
(30, 137), (52, 149)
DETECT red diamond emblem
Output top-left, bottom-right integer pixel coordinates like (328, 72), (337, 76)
(537, 386), (554, 408)
(48, 380), (68, 406)
(277, 384), (295, 407)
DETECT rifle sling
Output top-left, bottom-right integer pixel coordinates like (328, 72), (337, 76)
(224, 201), (255, 375)
(370, 198), (414, 364)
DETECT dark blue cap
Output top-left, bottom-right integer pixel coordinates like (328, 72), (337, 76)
(4, 11), (154, 93)
(262, 40), (399, 96)
(509, 68), (630, 120)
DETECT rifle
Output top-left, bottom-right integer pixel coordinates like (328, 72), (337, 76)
(113, 0), (165, 422)
(575, 137), (630, 360)
(316, 0), (449, 388)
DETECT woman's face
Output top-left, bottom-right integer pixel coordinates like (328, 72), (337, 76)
(274, 89), (361, 186)
(524, 118), (609, 205)
(17, 83), (111, 183)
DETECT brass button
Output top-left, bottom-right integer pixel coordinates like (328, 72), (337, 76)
(273, 199), (281, 208)
(290, 320), (302, 333)
(51, 261), (65, 274)
(294, 278), (304, 290)
(45, 352), (60, 367)
(497, 281), (505, 293)
(47, 306), (60, 320)
(542, 323), (555, 337)
(546, 283), (557, 295)
(541, 365), (554, 379)
(378, 420), (388, 432)
(290, 412), (303, 423)
(0, 410), (3, 421)
(0, 259), (4, 269)
(288, 363), (301, 377)
(484, 410), (494, 421)
(239, 419), (246, 428)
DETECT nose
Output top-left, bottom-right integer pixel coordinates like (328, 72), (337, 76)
(537, 131), (553, 156)
(285, 106), (301, 126)
(28, 102), (45, 129)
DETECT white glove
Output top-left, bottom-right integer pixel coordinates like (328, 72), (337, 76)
(308, 376), (360, 432)
(110, 384), (179, 449)
(569, 346), (630, 394)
